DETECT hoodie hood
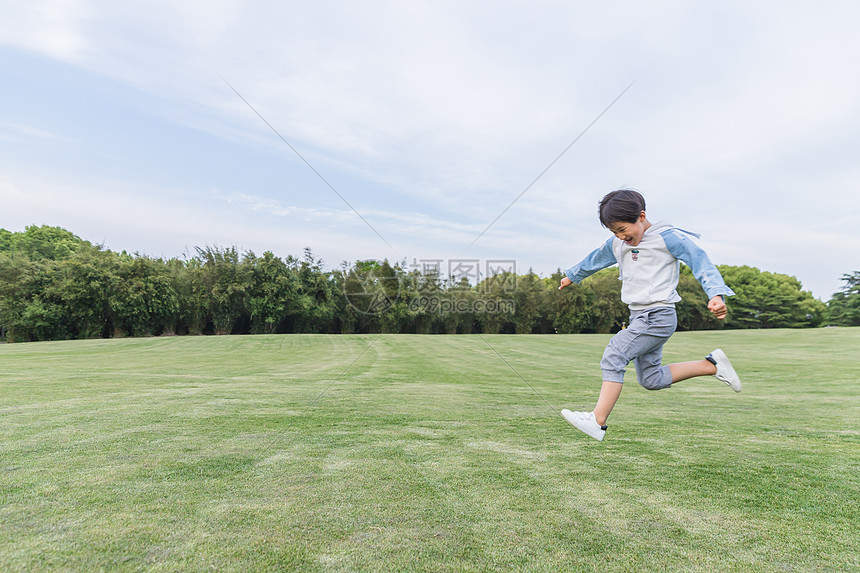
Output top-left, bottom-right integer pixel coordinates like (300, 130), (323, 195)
(644, 220), (675, 236)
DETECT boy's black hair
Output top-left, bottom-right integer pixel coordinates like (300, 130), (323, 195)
(598, 189), (646, 228)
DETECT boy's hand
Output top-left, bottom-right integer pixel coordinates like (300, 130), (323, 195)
(559, 277), (572, 290)
(708, 296), (727, 319)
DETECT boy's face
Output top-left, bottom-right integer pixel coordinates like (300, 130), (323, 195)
(608, 211), (650, 246)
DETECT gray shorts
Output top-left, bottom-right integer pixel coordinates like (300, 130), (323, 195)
(600, 307), (677, 390)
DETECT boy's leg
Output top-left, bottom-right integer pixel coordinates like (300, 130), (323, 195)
(667, 351), (741, 391)
(562, 325), (631, 437)
(633, 348), (673, 390)
(668, 360), (716, 383)
(593, 380), (623, 426)
(591, 309), (672, 424)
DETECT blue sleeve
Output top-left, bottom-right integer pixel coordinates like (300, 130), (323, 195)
(565, 238), (617, 284)
(661, 229), (735, 299)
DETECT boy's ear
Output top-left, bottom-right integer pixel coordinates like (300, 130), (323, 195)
(639, 211), (647, 221)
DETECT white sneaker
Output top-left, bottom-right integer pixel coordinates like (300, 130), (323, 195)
(707, 349), (742, 392)
(561, 409), (607, 441)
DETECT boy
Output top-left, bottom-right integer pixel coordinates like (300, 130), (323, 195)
(558, 189), (741, 441)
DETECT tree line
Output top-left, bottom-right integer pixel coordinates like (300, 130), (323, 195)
(1, 225), (856, 343)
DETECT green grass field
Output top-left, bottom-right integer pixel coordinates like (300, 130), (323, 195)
(1, 329), (858, 572)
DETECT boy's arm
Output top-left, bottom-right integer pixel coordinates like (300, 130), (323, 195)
(661, 228), (735, 302)
(560, 238), (617, 289)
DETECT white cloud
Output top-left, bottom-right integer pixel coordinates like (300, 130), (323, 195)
(0, 1), (91, 60)
(0, 122), (64, 142)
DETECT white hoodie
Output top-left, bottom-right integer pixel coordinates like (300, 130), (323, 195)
(565, 221), (735, 310)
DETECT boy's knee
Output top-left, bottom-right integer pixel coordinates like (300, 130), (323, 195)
(600, 360), (626, 384)
(637, 366), (672, 390)
(600, 345), (627, 373)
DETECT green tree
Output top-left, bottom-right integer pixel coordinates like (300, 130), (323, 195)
(179, 257), (210, 335)
(53, 245), (119, 339)
(0, 225), (89, 260)
(110, 256), (180, 337)
(247, 251), (297, 334)
(549, 270), (596, 334)
(0, 228), (12, 252)
(675, 265), (724, 331)
(719, 265), (825, 328)
(293, 249), (339, 333)
(510, 270), (543, 334)
(195, 246), (254, 335)
(332, 264), (360, 334)
(398, 267), (433, 334)
(0, 228), (108, 341)
(474, 273), (515, 334)
(340, 259), (400, 333)
(582, 268), (627, 333)
(0, 252), (62, 341)
(826, 271), (860, 326)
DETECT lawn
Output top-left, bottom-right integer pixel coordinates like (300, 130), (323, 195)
(1, 329), (858, 571)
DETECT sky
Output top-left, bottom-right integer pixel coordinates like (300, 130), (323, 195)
(2, 0), (859, 300)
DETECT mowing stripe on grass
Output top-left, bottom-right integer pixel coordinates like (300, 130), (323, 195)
(307, 333), (383, 409)
(475, 331), (559, 414)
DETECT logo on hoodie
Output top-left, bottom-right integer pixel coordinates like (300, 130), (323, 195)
(631, 249), (639, 262)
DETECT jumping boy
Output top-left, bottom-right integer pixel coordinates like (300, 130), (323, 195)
(558, 189), (741, 441)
